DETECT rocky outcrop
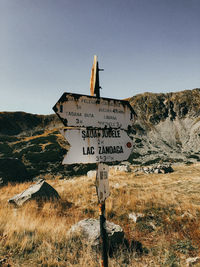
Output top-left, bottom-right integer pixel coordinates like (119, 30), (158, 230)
(134, 164), (174, 174)
(8, 179), (60, 206)
(128, 88), (200, 165)
(128, 89), (200, 125)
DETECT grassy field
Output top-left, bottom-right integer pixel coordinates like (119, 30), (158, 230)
(1, 164), (200, 266)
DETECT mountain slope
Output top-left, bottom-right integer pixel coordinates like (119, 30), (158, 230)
(0, 88), (200, 181)
(128, 88), (200, 165)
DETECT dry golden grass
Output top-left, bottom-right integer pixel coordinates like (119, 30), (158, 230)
(1, 164), (200, 266)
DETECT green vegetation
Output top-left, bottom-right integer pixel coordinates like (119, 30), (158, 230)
(0, 143), (12, 155)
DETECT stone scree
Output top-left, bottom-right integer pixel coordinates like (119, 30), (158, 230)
(67, 218), (124, 249)
(134, 164), (174, 174)
(111, 165), (131, 172)
(8, 179), (60, 206)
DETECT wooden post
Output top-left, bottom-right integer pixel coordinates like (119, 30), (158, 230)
(99, 201), (108, 267)
(90, 56), (108, 267)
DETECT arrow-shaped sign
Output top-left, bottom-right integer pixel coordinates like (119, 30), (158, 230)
(53, 92), (135, 129)
(60, 128), (133, 164)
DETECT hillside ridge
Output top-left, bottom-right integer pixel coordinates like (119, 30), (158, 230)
(0, 88), (200, 181)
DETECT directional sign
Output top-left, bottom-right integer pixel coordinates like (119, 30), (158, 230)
(96, 163), (109, 203)
(60, 128), (133, 164)
(53, 92), (135, 129)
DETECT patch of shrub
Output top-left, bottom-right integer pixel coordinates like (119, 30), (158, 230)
(136, 221), (155, 233)
(30, 135), (57, 145)
(129, 152), (141, 160)
(32, 130), (45, 136)
(187, 154), (199, 160)
(164, 252), (179, 267)
(135, 138), (142, 143)
(0, 136), (19, 142)
(136, 143), (144, 148)
(0, 143), (13, 155)
(12, 141), (28, 150)
(132, 124), (145, 133)
(45, 143), (60, 151)
(12, 145), (43, 160)
(132, 160), (142, 165)
(185, 161), (193, 165)
(26, 149), (64, 163)
(172, 239), (198, 255)
(162, 140), (173, 148)
(23, 145), (43, 153)
(163, 158), (184, 163)
(26, 168), (40, 177)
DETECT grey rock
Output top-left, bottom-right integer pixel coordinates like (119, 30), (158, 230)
(113, 182), (127, 189)
(138, 164), (174, 174)
(68, 218), (124, 248)
(186, 257), (200, 266)
(181, 211), (194, 220)
(149, 222), (156, 230)
(129, 212), (144, 223)
(154, 169), (160, 174)
(121, 161), (131, 166)
(8, 179), (60, 206)
(0, 258), (7, 264)
(0, 177), (3, 185)
(87, 170), (97, 178)
(112, 165), (131, 172)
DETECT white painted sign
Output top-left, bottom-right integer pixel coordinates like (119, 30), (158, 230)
(53, 93), (135, 129)
(60, 128), (133, 164)
(96, 163), (109, 203)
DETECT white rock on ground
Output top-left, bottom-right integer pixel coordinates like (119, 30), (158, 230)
(8, 179), (60, 206)
(129, 212), (145, 223)
(67, 218), (124, 248)
(87, 170), (97, 178)
(186, 257), (200, 266)
(111, 165), (131, 172)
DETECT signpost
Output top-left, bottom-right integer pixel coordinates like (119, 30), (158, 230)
(53, 56), (135, 267)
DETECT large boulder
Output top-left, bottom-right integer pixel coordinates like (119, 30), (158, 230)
(8, 179), (60, 206)
(0, 158), (30, 184)
(68, 218), (124, 250)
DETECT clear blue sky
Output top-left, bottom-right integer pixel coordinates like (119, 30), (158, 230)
(1, 0), (200, 114)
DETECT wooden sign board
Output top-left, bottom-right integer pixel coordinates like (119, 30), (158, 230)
(53, 92), (135, 129)
(60, 128), (133, 164)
